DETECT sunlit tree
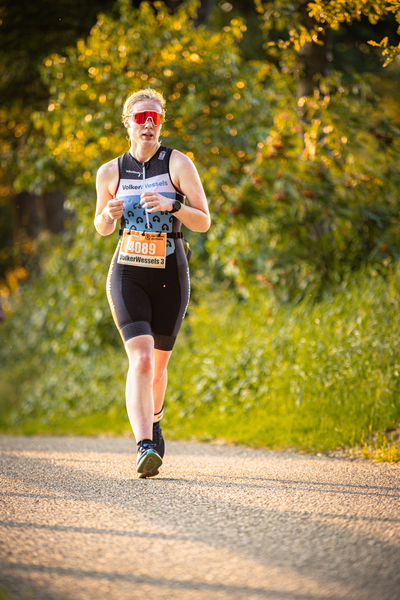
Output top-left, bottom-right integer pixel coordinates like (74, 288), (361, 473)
(11, 0), (270, 348)
(5, 0), (400, 316)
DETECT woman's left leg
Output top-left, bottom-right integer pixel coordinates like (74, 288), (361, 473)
(152, 349), (173, 459)
(153, 348), (173, 418)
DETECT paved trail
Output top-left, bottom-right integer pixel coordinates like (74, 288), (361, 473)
(0, 436), (399, 600)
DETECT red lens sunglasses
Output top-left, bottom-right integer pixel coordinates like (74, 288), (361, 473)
(128, 111), (164, 126)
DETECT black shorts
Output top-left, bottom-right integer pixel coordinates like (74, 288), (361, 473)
(107, 238), (190, 351)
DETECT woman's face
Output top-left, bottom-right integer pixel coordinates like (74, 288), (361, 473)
(124, 99), (163, 148)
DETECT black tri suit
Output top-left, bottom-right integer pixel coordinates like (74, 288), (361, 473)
(107, 146), (190, 351)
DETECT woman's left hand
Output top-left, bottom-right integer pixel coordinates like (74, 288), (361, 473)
(140, 191), (173, 213)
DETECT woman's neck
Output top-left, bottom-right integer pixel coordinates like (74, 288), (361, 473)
(129, 142), (160, 164)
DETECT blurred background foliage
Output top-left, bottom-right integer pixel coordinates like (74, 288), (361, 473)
(1, 0), (400, 457)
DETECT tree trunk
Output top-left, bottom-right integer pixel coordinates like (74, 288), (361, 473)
(0, 299), (5, 322)
(14, 191), (42, 239)
(14, 189), (67, 238)
(42, 190), (67, 233)
(194, 0), (214, 26)
(162, 0), (214, 25)
(297, 0), (331, 98)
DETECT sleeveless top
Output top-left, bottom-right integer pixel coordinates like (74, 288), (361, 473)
(115, 146), (185, 256)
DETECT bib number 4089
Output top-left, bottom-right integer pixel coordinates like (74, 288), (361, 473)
(128, 240), (157, 255)
(118, 229), (167, 268)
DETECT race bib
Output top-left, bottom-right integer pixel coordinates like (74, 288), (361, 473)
(117, 230), (166, 268)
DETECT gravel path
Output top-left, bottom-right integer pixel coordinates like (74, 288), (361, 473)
(0, 435), (399, 600)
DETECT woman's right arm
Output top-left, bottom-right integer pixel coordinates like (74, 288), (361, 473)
(94, 159), (123, 236)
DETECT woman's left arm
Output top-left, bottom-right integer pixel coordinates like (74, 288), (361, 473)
(141, 150), (210, 232)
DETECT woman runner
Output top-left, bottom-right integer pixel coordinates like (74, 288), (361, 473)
(94, 89), (210, 478)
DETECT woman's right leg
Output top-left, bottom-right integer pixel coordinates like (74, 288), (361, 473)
(125, 334), (163, 479)
(124, 334), (155, 443)
(107, 254), (163, 477)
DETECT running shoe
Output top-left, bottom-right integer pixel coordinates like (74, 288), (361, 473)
(152, 421), (165, 458)
(136, 439), (162, 479)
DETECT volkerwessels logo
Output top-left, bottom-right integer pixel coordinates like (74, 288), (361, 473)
(144, 180), (167, 188)
(119, 254), (162, 265)
(122, 184), (142, 190)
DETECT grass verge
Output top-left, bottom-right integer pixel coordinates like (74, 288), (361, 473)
(1, 268), (400, 461)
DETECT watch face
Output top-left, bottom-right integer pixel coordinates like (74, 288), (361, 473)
(172, 201), (181, 213)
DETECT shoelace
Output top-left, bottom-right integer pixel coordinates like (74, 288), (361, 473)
(138, 441), (156, 456)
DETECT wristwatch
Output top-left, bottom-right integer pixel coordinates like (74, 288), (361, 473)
(170, 200), (181, 214)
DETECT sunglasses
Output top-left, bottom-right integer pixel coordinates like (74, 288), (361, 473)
(128, 111), (164, 125)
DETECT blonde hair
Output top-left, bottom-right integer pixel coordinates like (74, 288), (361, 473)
(122, 89), (166, 119)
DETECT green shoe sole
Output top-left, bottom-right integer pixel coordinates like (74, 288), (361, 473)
(137, 449), (163, 479)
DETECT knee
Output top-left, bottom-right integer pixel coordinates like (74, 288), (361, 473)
(129, 350), (154, 375)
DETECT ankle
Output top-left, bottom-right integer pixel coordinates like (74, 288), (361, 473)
(137, 438), (154, 447)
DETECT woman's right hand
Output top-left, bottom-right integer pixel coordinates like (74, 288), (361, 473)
(95, 158), (121, 235)
(104, 199), (124, 222)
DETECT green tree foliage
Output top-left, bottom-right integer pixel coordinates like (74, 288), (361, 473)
(10, 0), (400, 312)
(0, 0), (117, 297)
(308, 0), (400, 66)
(204, 1), (400, 300)
(254, 0), (400, 65)
(16, 0), (255, 198)
(207, 75), (400, 301)
(11, 0), (268, 349)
